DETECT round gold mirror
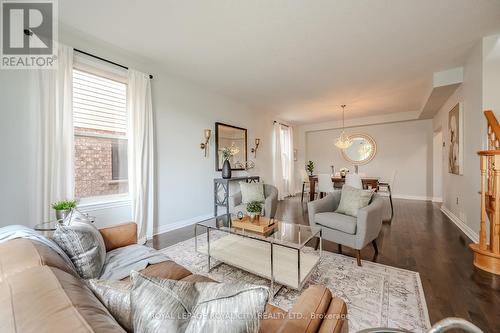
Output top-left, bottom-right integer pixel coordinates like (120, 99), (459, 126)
(341, 134), (377, 165)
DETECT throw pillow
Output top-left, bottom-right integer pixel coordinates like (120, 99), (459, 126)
(335, 185), (374, 217)
(130, 271), (269, 333)
(52, 220), (106, 279)
(87, 279), (133, 332)
(239, 182), (265, 204)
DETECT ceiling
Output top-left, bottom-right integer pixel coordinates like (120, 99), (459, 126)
(60, 0), (500, 124)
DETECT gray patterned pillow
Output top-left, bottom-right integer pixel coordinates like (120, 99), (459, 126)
(86, 279), (132, 332)
(239, 182), (265, 204)
(52, 220), (106, 279)
(130, 271), (269, 333)
(335, 185), (374, 217)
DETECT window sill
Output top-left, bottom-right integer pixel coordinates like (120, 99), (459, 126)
(78, 194), (131, 213)
(108, 179), (128, 185)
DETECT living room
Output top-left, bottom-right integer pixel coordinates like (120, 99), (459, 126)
(1, 1), (500, 332)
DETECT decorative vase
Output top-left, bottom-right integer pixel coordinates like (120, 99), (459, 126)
(249, 213), (260, 223)
(55, 209), (71, 221)
(222, 159), (232, 179)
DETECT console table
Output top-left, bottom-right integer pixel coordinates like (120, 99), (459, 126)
(214, 176), (260, 216)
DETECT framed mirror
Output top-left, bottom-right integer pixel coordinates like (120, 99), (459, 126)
(215, 122), (247, 171)
(341, 133), (377, 165)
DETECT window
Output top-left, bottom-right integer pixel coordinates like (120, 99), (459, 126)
(73, 68), (128, 199)
(111, 140), (128, 180)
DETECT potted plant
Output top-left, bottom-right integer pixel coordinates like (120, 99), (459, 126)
(52, 200), (77, 220)
(246, 201), (263, 223)
(306, 160), (315, 176)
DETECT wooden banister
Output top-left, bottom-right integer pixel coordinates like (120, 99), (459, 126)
(485, 110), (500, 150)
(470, 110), (500, 275)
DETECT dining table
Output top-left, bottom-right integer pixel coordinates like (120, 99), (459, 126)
(308, 175), (380, 201)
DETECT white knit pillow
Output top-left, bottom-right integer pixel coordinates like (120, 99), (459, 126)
(239, 182), (265, 204)
(335, 185), (374, 217)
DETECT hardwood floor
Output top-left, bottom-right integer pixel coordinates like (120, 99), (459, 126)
(150, 197), (500, 332)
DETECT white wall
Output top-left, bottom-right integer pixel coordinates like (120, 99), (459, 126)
(304, 120), (433, 200)
(432, 131), (443, 202)
(432, 41), (484, 241)
(0, 27), (276, 232)
(0, 71), (39, 227)
(483, 34), (500, 119)
(153, 77), (275, 234)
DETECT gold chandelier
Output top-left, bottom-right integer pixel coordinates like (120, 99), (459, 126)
(334, 105), (353, 149)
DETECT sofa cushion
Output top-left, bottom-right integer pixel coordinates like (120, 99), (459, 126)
(180, 274), (216, 283)
(53, 221), (106, 279)
(259, 304), (287, 333)
(0, 265), (125, 333)
(130, 271), (269, 333)
(278, 285), (332, 333)
(0, 238), (77, 281)
(314, 212), (357, 234)
(120, 260), (192, 283)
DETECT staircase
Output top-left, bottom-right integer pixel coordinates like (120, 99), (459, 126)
(469, 110), (500, 275)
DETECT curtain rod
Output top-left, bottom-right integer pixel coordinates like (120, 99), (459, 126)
(273, 121), (289, 127)
(74, 48), (153, 79)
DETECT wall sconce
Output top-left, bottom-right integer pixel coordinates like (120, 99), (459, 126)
(200, 129), (211, 157)
(251, 138), (260, 158)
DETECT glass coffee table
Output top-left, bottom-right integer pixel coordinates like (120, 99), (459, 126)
(195, 214), (322, 294)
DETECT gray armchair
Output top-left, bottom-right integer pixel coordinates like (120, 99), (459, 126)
(229, 184), (278, 218)
(308, 190), (384, 266)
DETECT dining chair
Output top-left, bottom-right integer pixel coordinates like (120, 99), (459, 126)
(378, 170), (397, 223)
(317, 174), (334, 198)
(345, 173), (363, 189)
(300, 169), (311, 202)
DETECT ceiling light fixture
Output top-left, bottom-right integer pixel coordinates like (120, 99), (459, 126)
(334, 104), (353, 149)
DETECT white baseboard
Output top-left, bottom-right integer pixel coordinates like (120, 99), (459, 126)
(391, 194), (432, 201)
(151, 213), (213, 239)
(432, 197), (443, 203)
(440, 206), (479, 243)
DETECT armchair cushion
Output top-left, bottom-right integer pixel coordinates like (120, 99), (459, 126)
(314, 212), (357, 235)
(239, 182), (265, 203)
(335, 185), (373, 217)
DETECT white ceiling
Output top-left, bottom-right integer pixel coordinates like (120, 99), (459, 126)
(60, 0), (500, 124)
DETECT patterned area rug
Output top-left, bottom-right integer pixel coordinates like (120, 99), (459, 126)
(160, 234), (431, 332)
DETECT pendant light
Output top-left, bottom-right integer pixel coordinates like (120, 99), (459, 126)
(334, 104), (353, 149)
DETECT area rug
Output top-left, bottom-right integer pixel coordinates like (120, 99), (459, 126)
(160, 234), (431, 332)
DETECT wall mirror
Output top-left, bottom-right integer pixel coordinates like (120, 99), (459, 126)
(215, 122), (247, 171)
(341, 133), (377, 165)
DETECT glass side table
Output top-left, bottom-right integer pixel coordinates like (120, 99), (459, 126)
(34, 220), (61, 237)
(34, 215), (95, 237)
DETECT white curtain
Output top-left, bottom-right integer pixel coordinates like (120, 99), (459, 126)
(272, 122), (285, 200)
(272, 122), (295, 200)
(286, 127), (296, 196)
(127, 70), (155, 243)
(36, 44), (74, 222)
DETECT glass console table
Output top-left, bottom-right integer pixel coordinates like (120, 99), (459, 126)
(195, 214), (322, 296)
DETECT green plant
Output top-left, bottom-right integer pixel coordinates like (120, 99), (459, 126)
(222, 144), (240, 161)
(306, 160), (314, 175)
(52, 200), (77, 211)
(246, 201), (263, 214)
(222, 147), (233, 161)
